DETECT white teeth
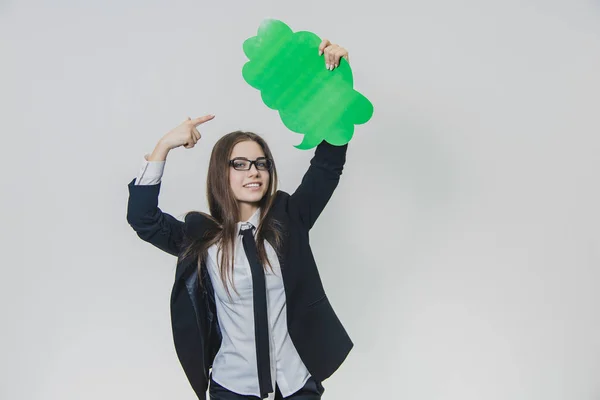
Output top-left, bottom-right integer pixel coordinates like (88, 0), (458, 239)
(244, 183), (260, 188)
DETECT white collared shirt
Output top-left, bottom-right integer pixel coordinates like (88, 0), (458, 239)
(135, 156), (310, 399)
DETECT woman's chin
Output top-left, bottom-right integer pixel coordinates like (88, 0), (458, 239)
(238, 193), (265, 204)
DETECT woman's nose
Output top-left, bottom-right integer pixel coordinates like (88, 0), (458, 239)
(247, 164), (260, 175)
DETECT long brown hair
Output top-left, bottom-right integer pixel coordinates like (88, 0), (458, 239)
(180, 131), (284, 299)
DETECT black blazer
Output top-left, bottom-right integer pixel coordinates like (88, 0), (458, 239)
(126, 141), (353, 398)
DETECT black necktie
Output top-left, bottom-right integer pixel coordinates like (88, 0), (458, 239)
(240, 223), (273, 398)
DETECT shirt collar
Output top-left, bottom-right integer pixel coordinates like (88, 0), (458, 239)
(237, 207), (261, 232)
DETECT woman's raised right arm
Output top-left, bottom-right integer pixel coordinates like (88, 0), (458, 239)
(126, 115), (215, 256)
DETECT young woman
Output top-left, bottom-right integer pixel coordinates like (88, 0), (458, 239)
(126, 39), (353, 400)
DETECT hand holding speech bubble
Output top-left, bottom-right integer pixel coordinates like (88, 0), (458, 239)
(242, 19), (373, 149)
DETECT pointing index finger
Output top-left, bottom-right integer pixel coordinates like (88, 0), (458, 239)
(192, 114), (215, 126)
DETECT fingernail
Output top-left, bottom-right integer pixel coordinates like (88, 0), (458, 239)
(319, 50), (322, 56)
(326, 64), (330, 69)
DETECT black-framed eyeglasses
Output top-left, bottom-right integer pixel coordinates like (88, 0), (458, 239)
(229, 157), (273, 171)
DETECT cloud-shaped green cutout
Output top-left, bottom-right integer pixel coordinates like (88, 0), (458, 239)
(242, 19), (373, 149)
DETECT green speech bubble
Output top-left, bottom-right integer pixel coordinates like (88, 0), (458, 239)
(242, 19), (373, 149)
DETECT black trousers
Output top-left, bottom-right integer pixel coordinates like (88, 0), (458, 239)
(209, 374), (325, 400)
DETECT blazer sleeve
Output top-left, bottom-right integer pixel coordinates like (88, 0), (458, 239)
(126, 178), (184, 257)
(288, 141), (348, 230)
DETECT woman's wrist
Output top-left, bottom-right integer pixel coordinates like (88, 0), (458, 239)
(147, 139), (171, 161)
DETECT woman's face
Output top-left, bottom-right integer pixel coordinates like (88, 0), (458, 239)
(229, 140), (270, 205)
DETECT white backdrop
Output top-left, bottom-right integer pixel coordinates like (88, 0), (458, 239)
(1, 1), (599, 399)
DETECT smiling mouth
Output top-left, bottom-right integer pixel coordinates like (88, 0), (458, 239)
(243, 183), (262, 188)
